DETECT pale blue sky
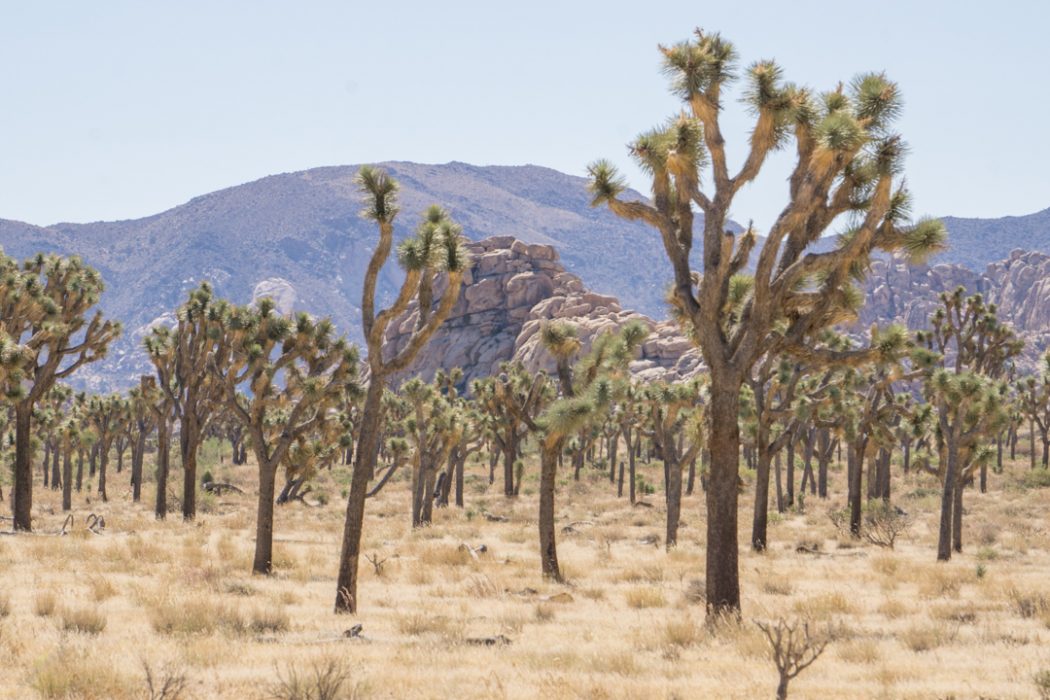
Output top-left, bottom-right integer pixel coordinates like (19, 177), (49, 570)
(1, 1), (1047, 230)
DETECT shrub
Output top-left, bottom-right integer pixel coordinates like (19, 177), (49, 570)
(268, 654), (355, 700)
(59, 606), (107, 635)
(250, 607), (291, 635)
(663, 617), (700, 648)
(34, 591), (57, 617)
(624, 586), (666, 609)
(1021, 469), (1050, 490)
(148, 597), (245, 636)
(31, 647), (131, 699)
(1007, 588), (1050, 619)
(1035, 669), (1050, 700)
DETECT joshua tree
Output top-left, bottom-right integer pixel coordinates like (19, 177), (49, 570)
(641, 379), (704, 548)
(145, 283), (227, 521)
(334, 166), (469, 614)
(85, 393), (127, 502)
(513, 321), (646, 581)
(589, 29), (945, 614)
(1, 253), (120, 531)
(211, 300), (359, 575)
(399, 377), (462, 527)
(138, 374), (176, 519)
(916, 290), (1022, 560)
(1020, 352), (1050, 469)
(472, 362), (548, 496)
(126, 384), (157, 502)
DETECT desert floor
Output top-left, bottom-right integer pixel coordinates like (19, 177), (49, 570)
(1, 441), (1049, 699)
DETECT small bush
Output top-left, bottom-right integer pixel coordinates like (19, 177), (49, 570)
(534, 603), (555, 623)
(625, 586), (666, 609)
(31, 647), (131, 699)
(142, 659), (190, 700)
(1020, 469), (1050, 490)
(268, 654), (355, 700)
(792, 593), (855, 619)
(59, 606), (107, 635)
(0, 594), (10, 618)
(396, 612), (454, 637)
(900, 622), (957, 652)
(148, 597), (245, 636)
(34, 591), (57, 617)
(250, 607), (290, 635)
(87, 574), (117, 602)
(1035, 668), (1050, 700)
(1007, 587), (1050, 619)
(836, 638), (880, 664)
(663, 617), (700, 648)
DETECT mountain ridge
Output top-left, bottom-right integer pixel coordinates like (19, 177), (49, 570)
(1, 161), (1048, 389)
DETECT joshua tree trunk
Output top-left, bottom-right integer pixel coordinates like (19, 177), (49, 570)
(876, 449), (891, 502)
(97, 447), (109, 502)
(622, 426), (636, 504)
(13, 404), (33, 531)
(42, 445), (50, 488)
(180, 420), (201, 521)
(951, 479), (963, 554)
(76, 448), (84, 492)
(848, 440), (867, 537)
(751, 442), (772, 552)
(51, 447), (61, 491)
(786, 437), (796, 508)
(62, 451), (72, 511)
(503, 436), (516, 497)
(666, 454), (683, 549)
(538, 441), (562, 582)
(131, 428), (146, 502)
(335, 380), (383, 614)
(706, 384), (741, 616)
(774, 451), (785, 514)
(937, 443), (959, 561)
(1030, 420), (1037, 471)
(455, 452), (465, 508)
(155, 425), (171, 519)
(253, 461), (278, 574)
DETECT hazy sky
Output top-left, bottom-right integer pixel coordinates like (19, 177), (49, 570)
(2, 1), (1047, 230)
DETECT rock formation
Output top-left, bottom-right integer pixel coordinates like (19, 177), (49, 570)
(383, 236), (704, 387)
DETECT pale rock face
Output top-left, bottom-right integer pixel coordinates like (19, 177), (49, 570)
(856, 251), (1050, 371)
(384, 239), (1050, 390)
(251, 278), (298, 316)
(383, 236), (704, 388)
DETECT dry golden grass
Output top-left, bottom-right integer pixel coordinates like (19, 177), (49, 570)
(0, 445), (1049, 698)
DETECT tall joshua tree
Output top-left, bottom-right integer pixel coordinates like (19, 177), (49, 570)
(212, 300), (359, 575)
(86, 393), (127, 502)
(334, 166), (469, 614)
(512, 321), (646, 581)
(1, 253), (120, 531)
(589, 29), (945, 614)
(1020, 352), (1050, 469)
(145, 283), (227, 521)
(916, 289), (1021, 560)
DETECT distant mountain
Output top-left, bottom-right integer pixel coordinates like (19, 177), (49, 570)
(0, 162), (732, 388)
(1, 161), (1047, 390)
(939, 207), (1050, 271)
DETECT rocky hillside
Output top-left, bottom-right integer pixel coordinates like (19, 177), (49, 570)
(0, 162), (725, 389)
(1, 161), (1048, 389)
(857, 249), (1050, 367)
(384, 237), (702, 387)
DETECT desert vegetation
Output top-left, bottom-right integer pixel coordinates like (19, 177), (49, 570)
(2, 28), (1050, 700)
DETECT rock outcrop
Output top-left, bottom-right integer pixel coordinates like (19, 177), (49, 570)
(384, 236), (703, 387)
(856, 249), (1050, 369)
